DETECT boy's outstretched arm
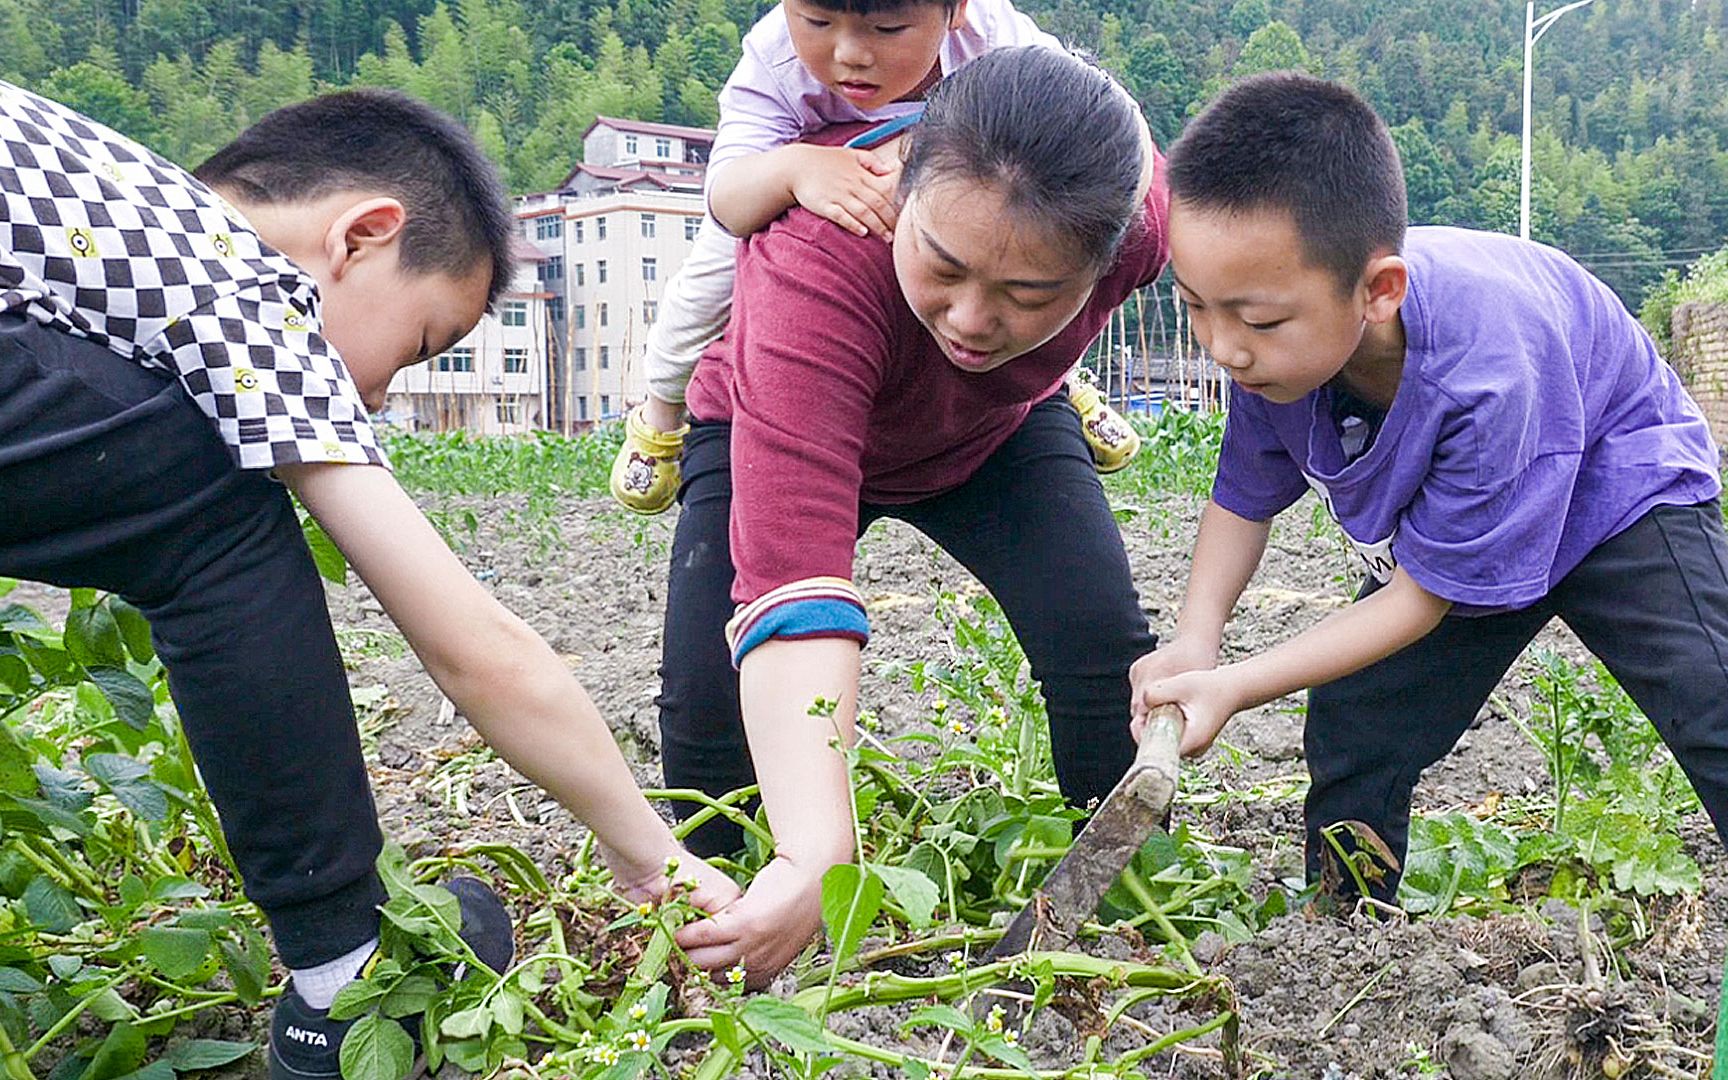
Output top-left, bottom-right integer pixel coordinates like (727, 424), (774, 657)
(709, 143), (900, 240)
(281, 462), (742, 913)
(1136, 559), (1451, 758)
(1131, 499), (1272, 698)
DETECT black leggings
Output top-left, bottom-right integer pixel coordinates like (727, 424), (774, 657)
(0, 315), (384, 967)
(657, 397), (1157, 856)
(1306, 500), (1728, 896)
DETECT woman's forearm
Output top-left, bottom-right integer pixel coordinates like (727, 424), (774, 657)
(737, 636), (862, 870)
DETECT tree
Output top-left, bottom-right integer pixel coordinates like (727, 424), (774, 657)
(1234, 20), (1313, 78)
(1390, 118), (1455, 225)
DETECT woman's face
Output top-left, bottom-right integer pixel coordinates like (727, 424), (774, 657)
(891, 176), (1100, 374)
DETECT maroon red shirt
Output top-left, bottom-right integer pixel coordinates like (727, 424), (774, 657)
(687, 156), (1170, 636)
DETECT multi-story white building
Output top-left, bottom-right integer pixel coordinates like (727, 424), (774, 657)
(393, 116), (716, 435)
(520, 116), (714, 430)
(383, 249), (554, 434)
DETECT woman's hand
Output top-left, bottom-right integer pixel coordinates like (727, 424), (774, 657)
(674, 854), (829, 988)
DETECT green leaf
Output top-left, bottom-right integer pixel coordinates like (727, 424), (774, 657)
(1398, 813), (1518, 915)
(160, 1039), (257, 1071)
(83, 753), (168, 820)
(378, 975), (437, 1020)
(84, 1021), (145, 1080)
(869, 863), (940, 928)
(138, 927), (212, 982)
(492, 990), (524, 1036)
(302, 516), (348, 586)
(12, 796), (92, 837)
(338, 1014), (414, 1080)
(110, 1063), (175, 1080)
(819, 863), (883, 967)
(978, 1036), (1035, 1072)
(220, 927), (270, 1006)
(438, 1005), (492, 1040)
(327, 980), (388, 1022)
(84, 668), (155, 732)
(151, 878), (208, 901)
(739, 997), (829, 1054)
(47, 955), (82, 981)
(0, 723), (36, 797)
(64, 603), (125, 670)
(84, 987), (138, 1023)
(900, 1061), (931, 1080)
(23, 876), (82, 934)
(709, 1010), (742, 1056)
(900, 1004), (973, 1038)
(107, 599), (155, 664)
(0, 968), (41, 993)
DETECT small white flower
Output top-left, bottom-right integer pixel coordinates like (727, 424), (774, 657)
(628, 1002), (648, 1021)
(985, 1004), (1005, 1033)
(1002, 1028), (1020, 1046)
(725, 963), (747, 985)
(626, 1029), (652, 1052)
(949, 719), (970, 737)
(947, 951), (967, 971)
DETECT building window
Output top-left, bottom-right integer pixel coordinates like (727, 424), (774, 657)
(501, 301), (527, 327)
(575, 263), (585, 286)
(642, 257), (657, 282)
(596, 216), (607, 241)
(685, 216), (702, 240)
(541, 255), (563, 282)
(503, 347), (529, 374)
(655, 137), (671, 158)
(573, 219), (584, 243)
(496, 400), (522, 425)
(600, 345), (610, 368)
(550, 302), (564, 324)
(574, 346), (587, 370)
(434, 347), (474, 373)
(534, 215), (562, 240)
(601, 394), (612, 415)
(643, 300), (658, 324)
(596, 259), (607, 284)
(574, 305), (585, 329)
(640, 213), (656, 238)
(624, 134), (638, 156)
(598, 302), (608, 327)
(578, 396), (590, 421)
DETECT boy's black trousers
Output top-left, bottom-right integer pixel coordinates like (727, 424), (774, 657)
(657, 397), (1157, 856)
(1306, 499), (1728, 896)
(0, 313), (384, 967)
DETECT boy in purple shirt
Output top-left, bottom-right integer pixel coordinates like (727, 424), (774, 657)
(1133, 72), (1728, 904)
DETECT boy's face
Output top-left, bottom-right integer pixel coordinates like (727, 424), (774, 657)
(784, 0), (965, 110)
(319, 252), (491, 412)
(1168, 200), (1381, 404)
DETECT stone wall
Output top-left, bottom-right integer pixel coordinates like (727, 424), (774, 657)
(1673, 301), (1728, 445)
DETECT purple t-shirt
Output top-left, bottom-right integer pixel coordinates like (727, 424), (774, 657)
(1212, 225), (1722, 613)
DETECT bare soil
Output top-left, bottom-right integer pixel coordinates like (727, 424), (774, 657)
(17, 490), (1724, 1077)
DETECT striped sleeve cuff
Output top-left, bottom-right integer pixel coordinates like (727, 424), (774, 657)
(724, 577), (871, 668)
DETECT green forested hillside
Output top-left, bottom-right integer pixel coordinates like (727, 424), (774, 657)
(2, 0), (1724, 306)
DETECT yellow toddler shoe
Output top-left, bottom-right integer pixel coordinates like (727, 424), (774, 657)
(1068, 377), (1141, 474)
(609, 404), (687, 514)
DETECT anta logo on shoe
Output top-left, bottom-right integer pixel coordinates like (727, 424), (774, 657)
(284, 1026), (329, 1047)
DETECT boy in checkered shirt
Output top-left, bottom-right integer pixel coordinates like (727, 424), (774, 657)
(0, 83), (744, 1077)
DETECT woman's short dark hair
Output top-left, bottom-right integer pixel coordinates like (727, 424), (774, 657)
(1167, 72), (1406, 293)
(195, 89), (515, 308)
(900, 47), (1145, 273)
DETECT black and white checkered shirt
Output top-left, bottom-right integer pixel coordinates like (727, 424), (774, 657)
(0, 80), (384, 470)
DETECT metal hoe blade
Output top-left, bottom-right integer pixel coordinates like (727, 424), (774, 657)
(987, 704), (1184, 958)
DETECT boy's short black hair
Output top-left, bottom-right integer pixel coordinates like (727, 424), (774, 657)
(195, 89), (515, 308)
(1168, 72), (1406, 292)
(803, 0), (960, 17)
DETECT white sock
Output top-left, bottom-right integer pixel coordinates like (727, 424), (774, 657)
(290, 937), (379, 1010)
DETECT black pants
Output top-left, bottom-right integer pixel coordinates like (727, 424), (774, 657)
(0, 314), (383, 967)
(658, 397), (1156, 856)
(1305, 500), (1728, 895)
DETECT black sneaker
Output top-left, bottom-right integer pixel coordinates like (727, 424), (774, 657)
(268, 878), (514, 1079)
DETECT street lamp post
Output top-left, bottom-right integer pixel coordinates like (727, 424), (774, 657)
(1521, 0), (1599, 240)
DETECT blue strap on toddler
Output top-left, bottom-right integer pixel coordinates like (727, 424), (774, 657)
(845, 107), (925, 150)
